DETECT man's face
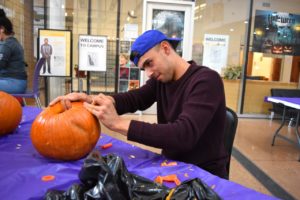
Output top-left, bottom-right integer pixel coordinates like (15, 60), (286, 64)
(137, 43), (174, 83)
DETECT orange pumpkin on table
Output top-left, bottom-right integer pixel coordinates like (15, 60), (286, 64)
(30, 101), (100, 161)
(0, 91), (22, 136)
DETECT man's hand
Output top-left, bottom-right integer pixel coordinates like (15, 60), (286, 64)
(49, 92), (93, 110)
(83, 94), (130, 136)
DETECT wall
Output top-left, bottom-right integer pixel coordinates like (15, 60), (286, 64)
(224, 79), (298, 114)
(281, 56), (293, 82)
(251, 53), (273, 79)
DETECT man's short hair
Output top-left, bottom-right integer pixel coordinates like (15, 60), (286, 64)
(130, 30), (181, 66)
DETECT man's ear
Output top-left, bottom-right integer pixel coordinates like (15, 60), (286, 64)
(160, 41), (171, 55)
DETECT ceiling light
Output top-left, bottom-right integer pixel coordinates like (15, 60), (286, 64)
(200, 3), (206, 8)
(294, 25), (300, 31)
(128, 10), (137, 18)
(256, 30), (263, 35)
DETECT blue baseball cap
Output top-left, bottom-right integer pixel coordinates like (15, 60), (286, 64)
(130, 30), (182, 66)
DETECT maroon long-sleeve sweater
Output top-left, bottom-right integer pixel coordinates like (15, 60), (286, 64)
(112, 61), (228, 178)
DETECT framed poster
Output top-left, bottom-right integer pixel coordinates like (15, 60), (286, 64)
(142, 0), (194, 114)
(118, 53), (141, 93)
(119, 67), (130, 79)
(143, 0), (194, 61)
(252, 10), (300, 56)
(38, 29), (72, 77)
(124, 24), (139, 40)
(119, 80), (129, 93)
(79, 35), (107, 71)
(120, 40), (131, 54)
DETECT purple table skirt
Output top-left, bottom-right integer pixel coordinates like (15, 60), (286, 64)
(0, 107), (278, 200)
(266, 97), (300, 108)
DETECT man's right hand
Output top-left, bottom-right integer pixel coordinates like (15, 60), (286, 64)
(49, 92), (93, 110)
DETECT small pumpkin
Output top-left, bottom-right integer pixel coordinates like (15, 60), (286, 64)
(0, 91), (22, 136)
(31, 101), (100, 161)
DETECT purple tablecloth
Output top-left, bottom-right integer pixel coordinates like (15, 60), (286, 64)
(0, 107), (277, 200)
(274, 97), (300, 105)
(266, 97), (300, 109)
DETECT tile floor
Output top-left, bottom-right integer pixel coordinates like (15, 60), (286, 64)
(101, 114), (300, 200)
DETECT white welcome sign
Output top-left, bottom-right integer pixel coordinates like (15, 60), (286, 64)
(203, 34), (229, 74)
(79, 35), (107, 71)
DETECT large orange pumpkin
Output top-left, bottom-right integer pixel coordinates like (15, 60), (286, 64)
(31, 101), (100, 161)
(0, 91), (22, 136)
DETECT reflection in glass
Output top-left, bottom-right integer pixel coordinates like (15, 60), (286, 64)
(152, 9), (185, 56)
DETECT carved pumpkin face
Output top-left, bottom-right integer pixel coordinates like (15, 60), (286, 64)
(0, 91), (22, 136)
(283, 45), (293, 54)
(272, 44), (283, 54)
(30, 101), (100, 161)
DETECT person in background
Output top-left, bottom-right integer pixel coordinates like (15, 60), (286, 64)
(0, 8), (27, 94)
(119, 54), (130, 68)
(119, 53), (130, 80)
(50, 30), (228, 178)
(40, 38), (52, 74)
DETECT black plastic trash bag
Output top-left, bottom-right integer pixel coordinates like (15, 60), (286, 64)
(167, 179), (221, 200)
(45, 150), (221, 200)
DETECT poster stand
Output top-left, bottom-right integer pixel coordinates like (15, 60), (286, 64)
(78, 35), (108, 94)
(37, 29), (72, 105)
(118, 40), (141, 93)
(38, 29), (72, 77)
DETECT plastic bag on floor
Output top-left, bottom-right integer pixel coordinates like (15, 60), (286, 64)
(45, 150), (221, 200)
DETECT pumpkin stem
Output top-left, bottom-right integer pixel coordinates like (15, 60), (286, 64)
(51, 102), (66, 114)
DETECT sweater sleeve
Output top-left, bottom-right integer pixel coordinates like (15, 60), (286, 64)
(127, 70), (225, 152)
(112, 78), (157, 114)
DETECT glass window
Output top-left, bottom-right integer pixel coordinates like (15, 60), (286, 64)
(193, 0), (249, 112)
(243, 0), (300, 114)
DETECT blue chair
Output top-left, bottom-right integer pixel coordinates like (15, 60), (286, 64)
(12, 58), (46, 108)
